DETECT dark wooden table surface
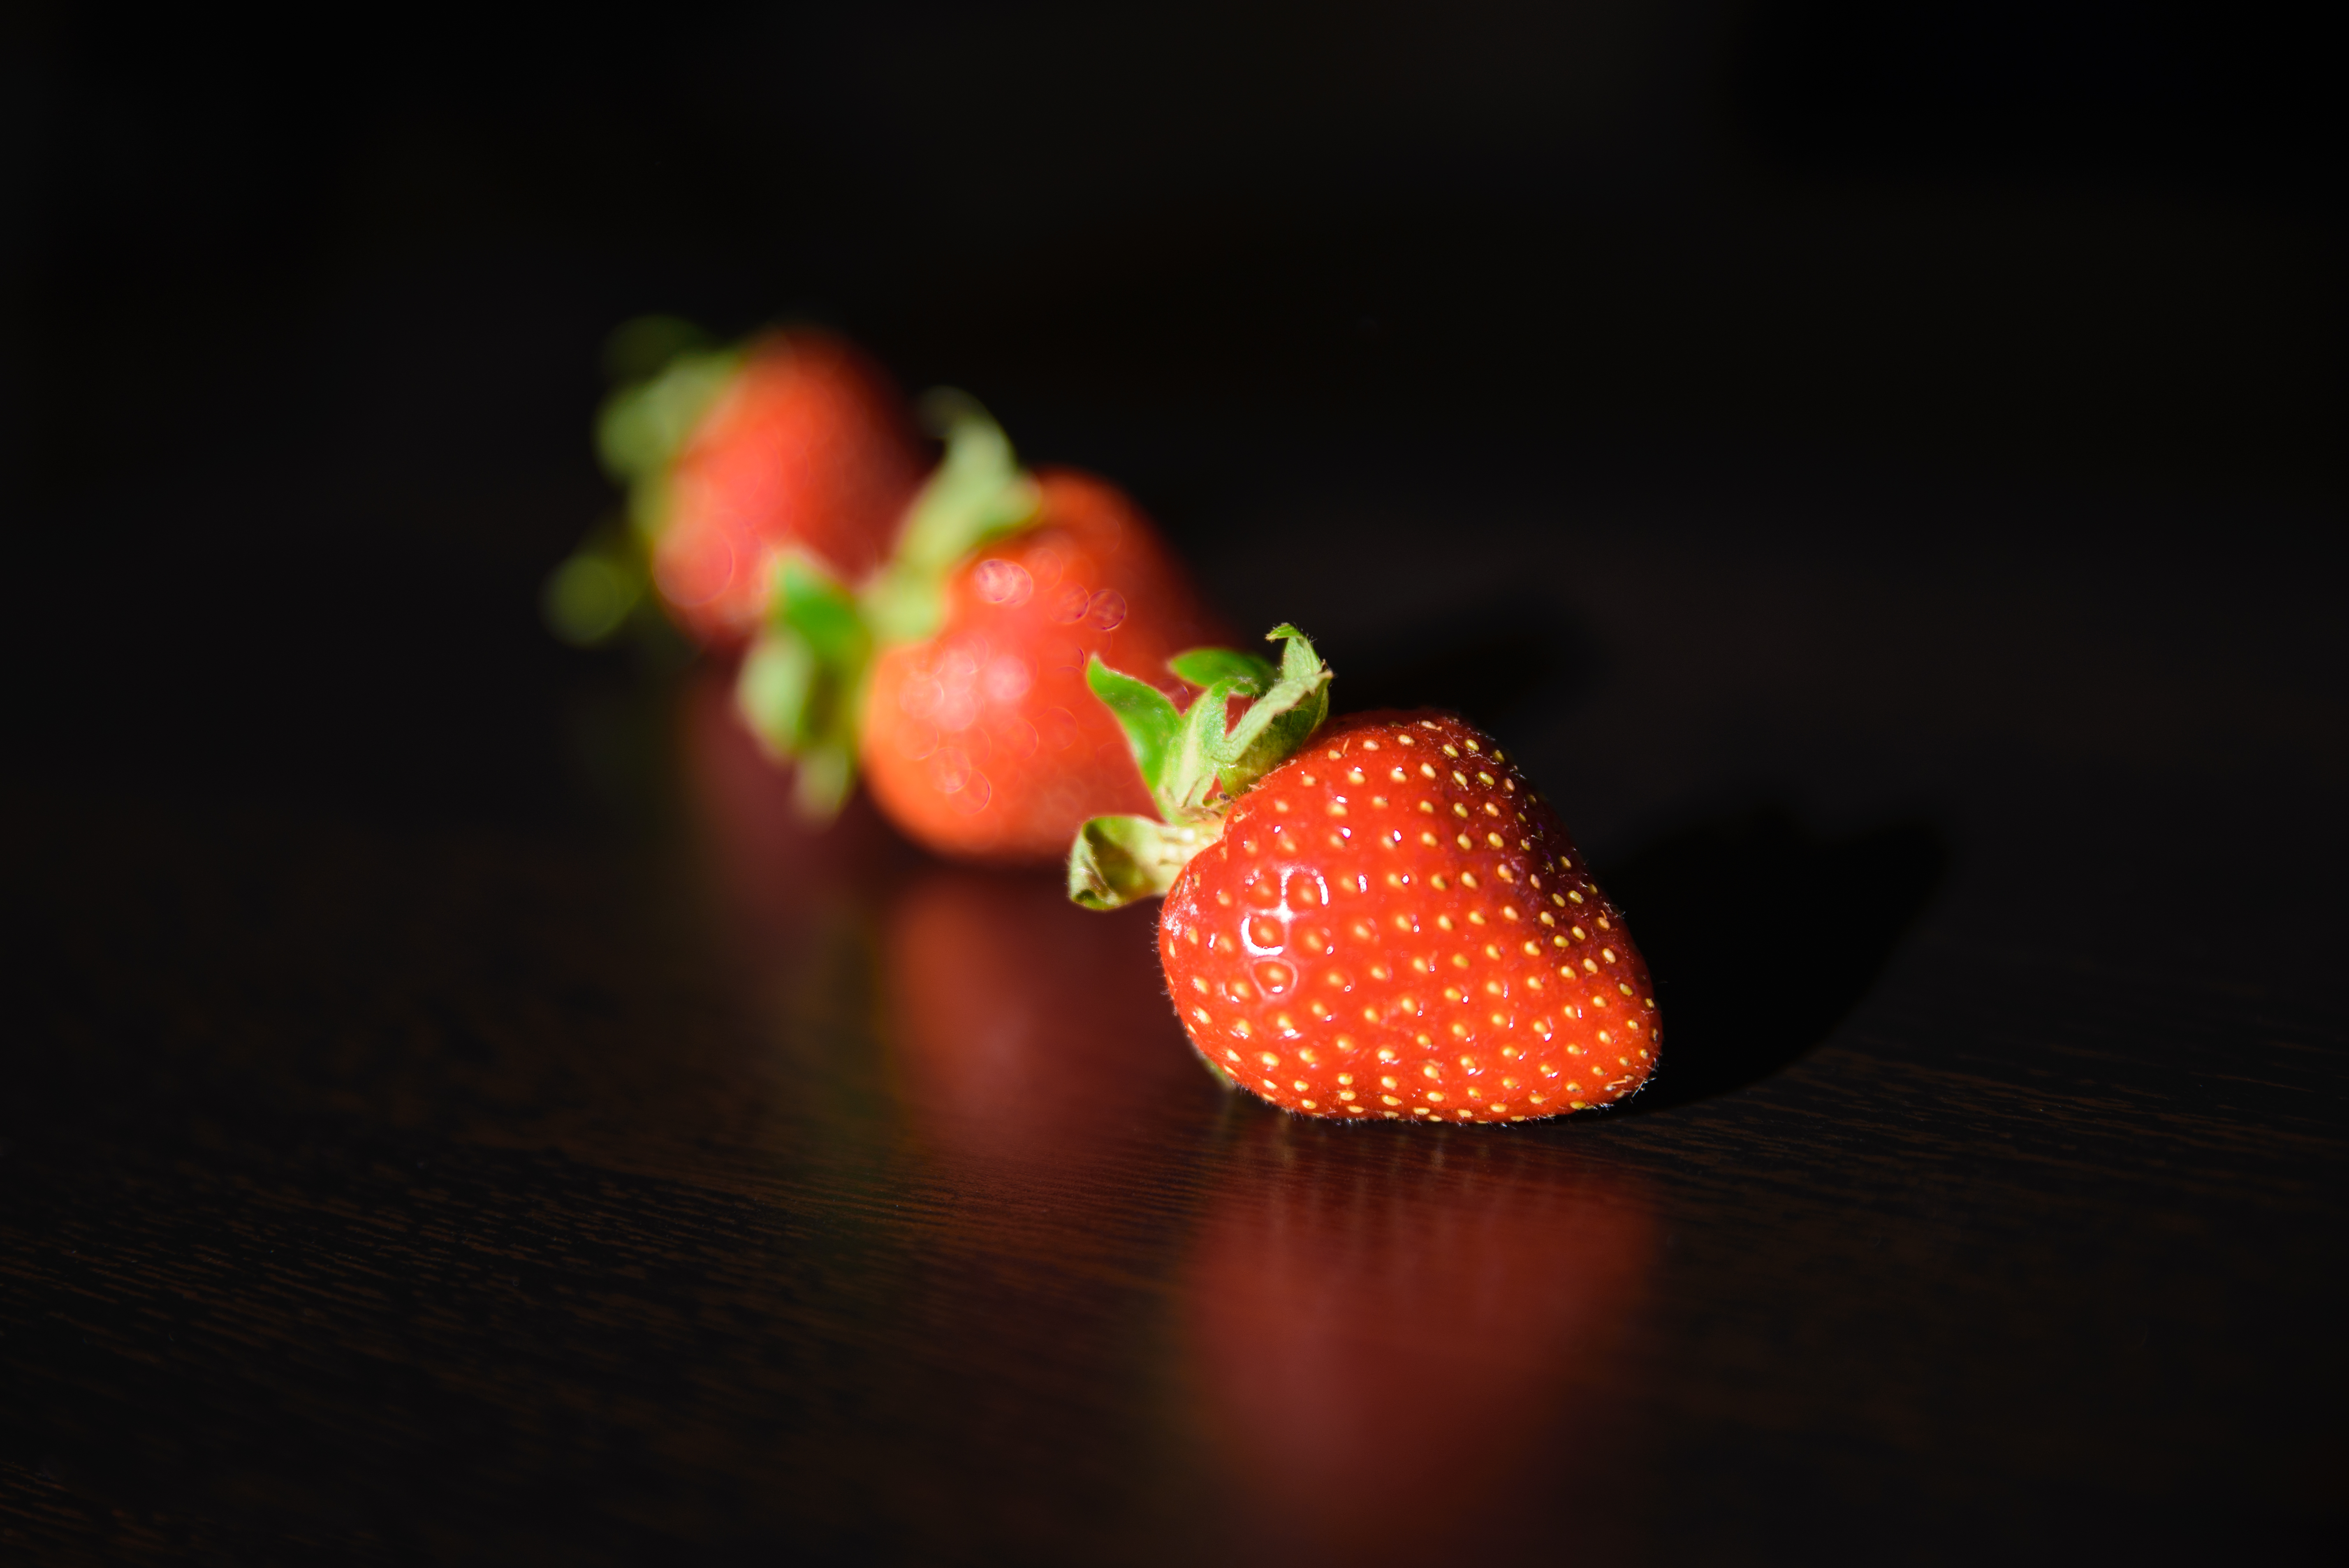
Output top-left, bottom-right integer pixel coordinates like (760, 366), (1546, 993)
(5, 435), (2343, 1565)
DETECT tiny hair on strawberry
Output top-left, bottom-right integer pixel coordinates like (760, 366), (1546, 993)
(1069, 625), (1659, 1123)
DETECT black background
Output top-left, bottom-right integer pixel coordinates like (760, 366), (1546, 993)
(5, 3), (2344, 1563)
(6, 0), (2337, 826)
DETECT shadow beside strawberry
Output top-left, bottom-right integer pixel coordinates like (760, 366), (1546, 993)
(1600, 806), (1947, 1111)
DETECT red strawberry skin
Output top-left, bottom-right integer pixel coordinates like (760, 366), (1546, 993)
(1158, 711), (1659, 1121)
(859, 470), (1225, 862)
(652, 331), (926, 646)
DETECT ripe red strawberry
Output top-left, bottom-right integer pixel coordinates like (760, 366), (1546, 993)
(1185, 1133), (1655, 1559)
(856, 471), (1225, 862)
(729, 386), (1227, 845)
(552, 324), (927, 649)
(1069, 626), (1659, 1121)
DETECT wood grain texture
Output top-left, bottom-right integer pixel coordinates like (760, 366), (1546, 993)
(5, 496), (2343, 1567)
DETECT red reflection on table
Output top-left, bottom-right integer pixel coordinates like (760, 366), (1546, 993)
(883, 869), (1202, 1172)
(677, 667), (907, 948)
(1184, 1128), (1657, 1563)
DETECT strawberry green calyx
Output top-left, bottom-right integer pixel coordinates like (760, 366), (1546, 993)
(861, 390), (1042, 645)
(595, 320), (741, 551)
(1068, 814), (1223, 910)
(543, 318), (734, 647)
(1066, 625), (1332, 910)
(734, 393), (1041, 819)
(543, 519), (649, 646)
(736, 552), (869, 816)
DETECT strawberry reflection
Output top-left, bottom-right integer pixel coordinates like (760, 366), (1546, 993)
(677, 665), (908, 950)
(883, 870), (1207, 1174)
(670, 664), (922, 1158)
(1184, 1126), (1657, 1563)
(877, 875), (1223, 1551)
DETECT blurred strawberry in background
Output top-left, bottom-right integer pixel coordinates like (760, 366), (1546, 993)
(859, 471), (1225, 863)
(1183, 1129), (1658, 1563)
(551, 321), (1227, 867)
(736, 392), (1227, 849)
(547, 322), (927, 651)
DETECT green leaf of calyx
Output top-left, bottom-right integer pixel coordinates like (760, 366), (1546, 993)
(1206, 623), (1331, 799)
(542, 521), (647, 647)
(733, 551), (874, 822)
(1067, 814), (1218, 911)
(860, 391), (1042, 646)
(1167, 647), (1275, 690)
(790, 741), (856, 820)
(1066, 627), (1327, 913)
(594, 332), (742, 546)
(1083, 625), (1334, 828)
(736, 632), (814, 753)
(1086, 657), (1184, 818)
(1085, 624), (1334, 826)
(1164, 672), (1258, 818)
(776, 552), (870, 669)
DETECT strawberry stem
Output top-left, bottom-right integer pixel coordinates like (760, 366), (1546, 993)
(1167, 647), (1276, 689)
(1068, 625), (1332, 910)
(1067, 814), (1221, 910)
